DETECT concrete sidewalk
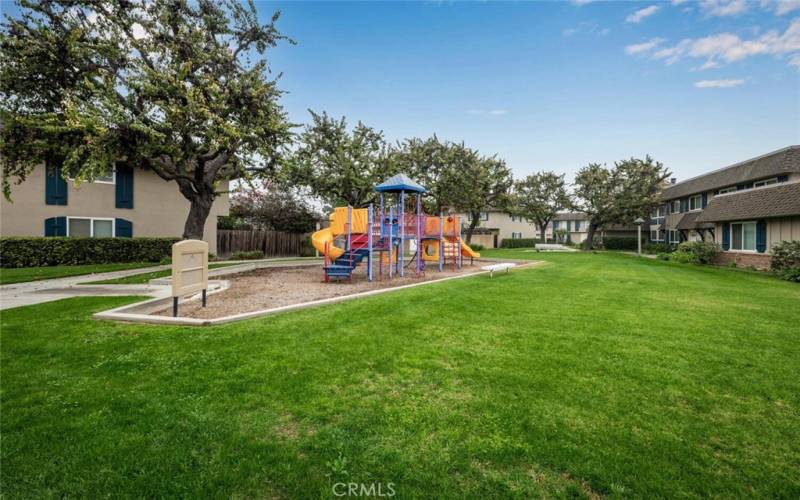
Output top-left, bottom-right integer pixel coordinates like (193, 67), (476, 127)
(0, 258), (322, 311)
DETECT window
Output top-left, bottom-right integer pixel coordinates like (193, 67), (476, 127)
(552, 221), (560, 230)
(574, 221), (581, 231)
(651, 206), (665, 221)
(753, 177), (778, 188)
(510, 215), (516, 222)
(67, 217), (115, 237)
(68, 167), (115, 185)
(718, 186), (736, 194)
(511, 232), (522, 239)
(730, 222), (756, 251)
(566, 221), (572, 231)
(671, 200), (681, 214)
(689, 194), (703, 211)
(669, 230), (680, 243)
(480, 211), (489, 221)
(650, 229), (662, 241)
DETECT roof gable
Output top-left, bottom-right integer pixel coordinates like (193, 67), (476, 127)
(375, 173), (427, 193)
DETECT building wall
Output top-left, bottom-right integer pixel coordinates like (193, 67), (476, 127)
(0, 166), (229, 253)
(712, 216), (800, 269)
(462, 211), (592, 246)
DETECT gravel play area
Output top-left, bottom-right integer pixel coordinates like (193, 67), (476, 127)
(158, 262), (486, 319)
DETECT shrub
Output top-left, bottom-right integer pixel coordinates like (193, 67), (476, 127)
(771, 241), (800, 282)
(0, 237), (178, 268)
(469, 243), (486, 252)
(770, 240), (800, 271)
(644, 243), (674, 254)
(656, 252), (671, 261)
(299, 236), (316, 257)
(603, 237), (639, 251)
(500, 238), (541, 248)
(231, 250), (265, 260)
(670, 241), (720, 265)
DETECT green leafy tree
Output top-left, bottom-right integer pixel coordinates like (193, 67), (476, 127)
(513, 172), (572, 242)
(1, 0), (293, 240)
(573, 156), (670, 249)
(288, 111), (396, 208)
(228, 186), (320, 233)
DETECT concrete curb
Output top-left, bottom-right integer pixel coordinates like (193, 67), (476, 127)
(92, 261), (545, 327)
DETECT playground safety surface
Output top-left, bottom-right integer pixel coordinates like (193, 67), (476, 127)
(154, 263), (484, 320)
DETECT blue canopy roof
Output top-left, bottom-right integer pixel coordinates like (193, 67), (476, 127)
(374, 173), (427, 193)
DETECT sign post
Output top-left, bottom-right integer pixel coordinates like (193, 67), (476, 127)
(171, 239), (209, 317)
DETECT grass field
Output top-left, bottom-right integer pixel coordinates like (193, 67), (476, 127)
(2, 251), (798, 498)
(0, 262), (158, 285)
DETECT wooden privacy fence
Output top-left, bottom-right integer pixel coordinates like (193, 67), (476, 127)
(217, 229), (308, 257)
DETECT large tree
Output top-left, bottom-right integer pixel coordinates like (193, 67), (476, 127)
(513, 172), (572, 242)
(573, 156), (670, 249)
(1, 0), (293, 239)
(227, 186), (320, 233)
(288, 111), (396, 208)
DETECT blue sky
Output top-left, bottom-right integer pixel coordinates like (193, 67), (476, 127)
(259, 0), (800, 183)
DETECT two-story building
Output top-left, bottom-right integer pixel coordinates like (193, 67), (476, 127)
(653, 145), (800, 268)
(0, 163), (229, 253)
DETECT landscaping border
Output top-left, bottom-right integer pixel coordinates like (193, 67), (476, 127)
(93, 260), (544, 326)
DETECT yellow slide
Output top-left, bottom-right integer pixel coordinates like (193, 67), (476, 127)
(311, 227), (345, 259)
(459, 239), (480, 259)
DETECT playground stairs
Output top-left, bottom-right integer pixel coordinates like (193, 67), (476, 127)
(323, 233), (371, 280)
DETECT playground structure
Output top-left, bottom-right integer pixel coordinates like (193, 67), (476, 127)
(311, 174), (480, 282)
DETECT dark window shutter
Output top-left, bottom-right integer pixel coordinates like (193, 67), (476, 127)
(45, 161), (68, 206)
(777, 175), (788, 183)
(756, 220), (767, 253)
(115, 165), (134, 209)
(722, 222), (730, 250)
(680, 198), (688, 213)
(115, 218), (133, 238)
(44, 216), (67, 236)
(701, 192), (708, 208)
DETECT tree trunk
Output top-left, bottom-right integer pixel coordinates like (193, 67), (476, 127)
(584, 221), (599, 250)
(465, 211), (481, 244)
(178, 179), (216, 241)
(538, 221), (547, 243)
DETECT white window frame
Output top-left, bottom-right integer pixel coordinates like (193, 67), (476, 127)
(650, 229), (662, 242)
(480, 211), (489, 221)
(574, 221), (581, 231)
(669, 229), (680, 244)
(511, 232), (522, 239)
(68, 167), (116, 185)
(729, 221), (757, 252)
(688, 194), (703, 211)
(66, 216), (116, 238)
(718, 186), (736, 194)
(671, 200), (680, 214)
(753, 177), (778, 188)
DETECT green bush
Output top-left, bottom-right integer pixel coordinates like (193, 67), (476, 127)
(603, 237), (639, 251)
(0, 237), (178, 268)
(469, 243), (486, 252)
(299, 236), (316, 257)
(231, 250), (265, 260)
(500, 238), (541, 248)
(770, 241), (800, 282)
(670, 241), (720, 265)
(656, 252), (671, 261)
(644, 243), (675, 254)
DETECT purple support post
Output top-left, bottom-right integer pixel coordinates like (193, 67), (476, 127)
(416, 193), (422, 274)
(388, 206), (393, 279)
(368, 203), (373, 282)
(439, 210), (444, 272)
(457, 214), (462, 269)
(346, 205), (352, 252)
(399, 191), (405, 277)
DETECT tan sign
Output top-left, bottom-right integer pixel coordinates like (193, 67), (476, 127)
(171, 239), (208, 298)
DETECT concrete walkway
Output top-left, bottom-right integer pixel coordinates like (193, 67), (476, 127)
(0, 258), (322, 311)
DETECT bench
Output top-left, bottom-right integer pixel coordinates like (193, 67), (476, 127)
(481, 263), (516, 277)
(533, 243), (577, 252)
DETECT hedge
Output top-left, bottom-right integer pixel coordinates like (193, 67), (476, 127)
(499, 238), (542, 248)
(770, 240), (800, 282)
(0, 237), (179, 268)
(603, 237), (639, 251)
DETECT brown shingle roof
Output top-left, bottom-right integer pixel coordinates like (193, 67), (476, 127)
(554, 212), (587, 221)
(696, 181), (800, 222)
(660, 145), (800, 200)
(676, 211), (715, 230)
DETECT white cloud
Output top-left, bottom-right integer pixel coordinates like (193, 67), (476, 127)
(625, 38), (666, 55)
(672, 0), (689, 4)
(694, 79), (746, 87)
(466, 109), (483, 115)
(790, 53), (800, 65)
(570, 0), (598, 5)
(626, 5), (661, 23)
(761, 0), (800, 15)
(563, 28), (580, 37)
(699, 0), (748, 17)
(466, 109), (508, 116)
(645, 18), (800, 68)
(488, 109), (508, 115)
(563, 22), (611, 37)
(131, 23), (147, 40)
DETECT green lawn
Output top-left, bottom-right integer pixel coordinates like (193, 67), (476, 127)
(2, 251), (799, 498)
(0, 262), (159, 285)
(83, 262), (238, 285)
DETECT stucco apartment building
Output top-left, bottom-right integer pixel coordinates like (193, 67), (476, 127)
(653, 145), (800, 268)
(0, 163), (229, 253)
(462, 210), (620, 247)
